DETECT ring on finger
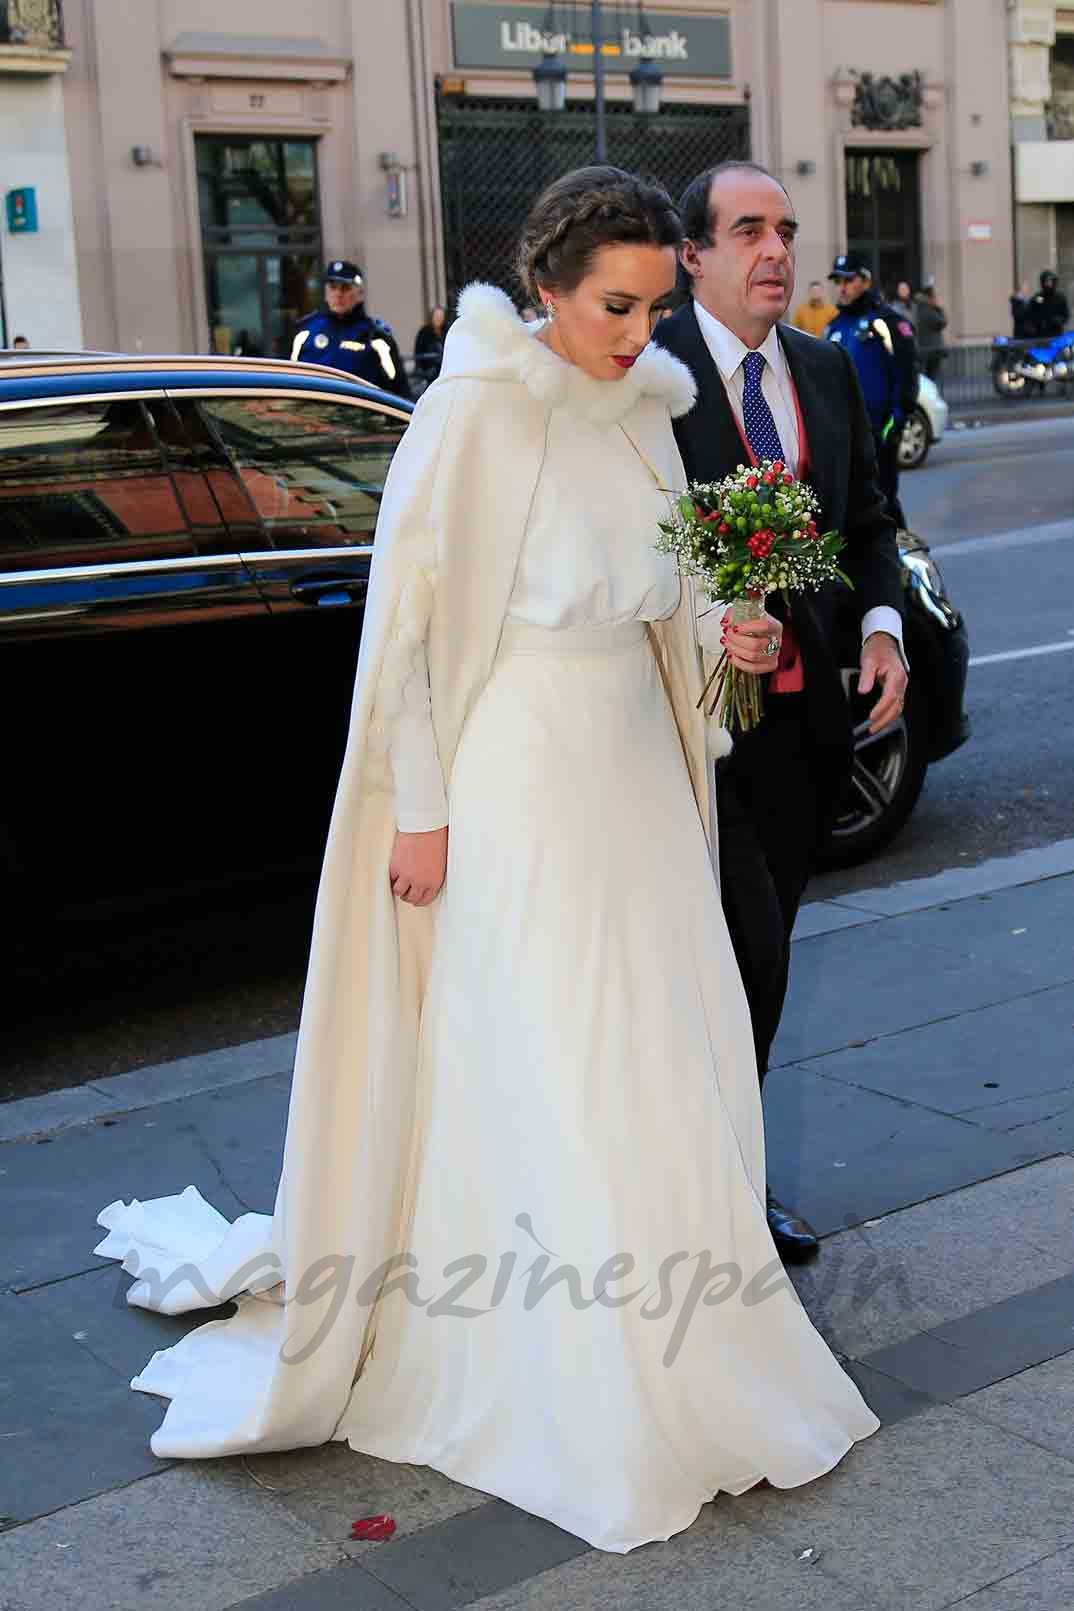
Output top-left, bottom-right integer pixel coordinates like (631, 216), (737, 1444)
(764, 636), (780, 657)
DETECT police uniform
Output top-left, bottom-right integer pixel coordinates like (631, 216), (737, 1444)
(291, 260), (412, 400)
(825, 253), (918, 527)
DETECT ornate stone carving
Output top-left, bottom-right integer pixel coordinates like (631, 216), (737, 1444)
(850, 70), (925, 130)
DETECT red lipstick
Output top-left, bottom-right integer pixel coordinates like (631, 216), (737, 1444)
(612, 355), (637, 369)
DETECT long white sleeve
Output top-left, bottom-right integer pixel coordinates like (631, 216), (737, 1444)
(389, 643), (449, 833)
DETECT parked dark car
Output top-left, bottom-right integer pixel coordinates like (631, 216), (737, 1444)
(0, 352), (967, 948)
(0, 353), (408, 945)
(822, 528), (970, 869)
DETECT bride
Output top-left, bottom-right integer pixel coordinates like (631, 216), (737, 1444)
(96, 165), (878, 1553)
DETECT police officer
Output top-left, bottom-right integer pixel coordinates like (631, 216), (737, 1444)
(291, 260), (412, 400)
(825, 253), (918, 528)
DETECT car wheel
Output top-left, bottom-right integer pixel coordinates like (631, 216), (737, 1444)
(816, 674), (930, 871)
(898, 408), (930, 470)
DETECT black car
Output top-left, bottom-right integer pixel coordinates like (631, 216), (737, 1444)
(0, 353), (408, 943)
(822, 529), (970, 869)
(0, 352), (967, 947)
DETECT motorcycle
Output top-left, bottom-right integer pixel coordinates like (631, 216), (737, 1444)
(991, 331), (1074, 398)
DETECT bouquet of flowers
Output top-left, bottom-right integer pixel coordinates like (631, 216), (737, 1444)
(656, 459), (849, 733)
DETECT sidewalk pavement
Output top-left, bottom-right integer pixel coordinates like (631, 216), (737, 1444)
(3, 840), (1074, 1610)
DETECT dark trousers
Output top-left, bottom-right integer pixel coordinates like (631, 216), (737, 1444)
(874, 428), (906, 530)
(716, 695), (821, 1087)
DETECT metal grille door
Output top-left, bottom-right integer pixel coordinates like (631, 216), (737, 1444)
(437, 94), (749, 300)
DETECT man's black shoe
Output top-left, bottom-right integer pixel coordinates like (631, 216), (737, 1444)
(766, 1190), (820, 1263)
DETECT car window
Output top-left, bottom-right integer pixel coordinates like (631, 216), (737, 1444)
(196, 394), (408, 548)
(0, 399), (193, 572)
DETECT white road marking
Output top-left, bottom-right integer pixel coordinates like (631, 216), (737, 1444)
(969, 640), (1074, 667)
(928, 518), (1074, 561)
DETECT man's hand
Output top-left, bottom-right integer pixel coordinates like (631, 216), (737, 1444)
(721, 608), (783, 675)
(389, 827), (448, 905)
(858, 631), (908, 734)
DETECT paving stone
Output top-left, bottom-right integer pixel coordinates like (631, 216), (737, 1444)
(163, 1073), (290, 1211)
(948, 1543), (1074, 1608)
(0, 1463), (342, 1611)
(813, 846), (1074, 918)
(730, 1402), (1074, 1610)
(20, 1261), (231, 1386)
(797, 982), (1074, 1119)
(791, 902), (879, 941)
(961, 1083), (1074, 1140)
(889, 878), (1074, 982)
(2, 1074), (290, 1294)
(762, 1065), (1054, 1237)
(235, 1560), (413, 1609)
(2, 1109), (248, 1291)
(788, 1159), (1074, 1358)
(841, 1360), (942, 1427)
(466, 1501), (902, 1610)
(959, 1351), (1074, 1463)
(772, 921), (1045, 1068)
(0, 1292), (165, 1524)
(359, 1498), (588, 1609)
(859, 1274), (1074, 1401)
(228, 1442), (489, 1560)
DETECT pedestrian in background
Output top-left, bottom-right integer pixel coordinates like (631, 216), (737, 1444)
(10, 335), (30, 350)
(291, 259), (412, 400)
(914, 282), (948, 389)
(413, 304), (448, 387)
(826, 253), (918, 527)
(790, 279), (836, 338)
(1010, 279), (1033, 339)
(892, 279), (915, 321)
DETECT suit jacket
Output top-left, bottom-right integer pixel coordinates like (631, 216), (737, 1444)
(653, 301), (903, 762)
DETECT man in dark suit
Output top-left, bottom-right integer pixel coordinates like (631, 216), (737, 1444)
(654, 161), (908, 1262)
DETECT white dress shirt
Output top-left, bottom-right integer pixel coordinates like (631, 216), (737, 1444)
(692, 300), (905, 657)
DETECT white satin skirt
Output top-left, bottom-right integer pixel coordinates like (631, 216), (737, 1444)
(96, 619), (878, 1553)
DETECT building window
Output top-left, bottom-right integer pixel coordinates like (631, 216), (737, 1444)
(196, 136), (323, 358)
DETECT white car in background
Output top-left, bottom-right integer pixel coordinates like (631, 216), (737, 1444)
(899, 373), (948, 470)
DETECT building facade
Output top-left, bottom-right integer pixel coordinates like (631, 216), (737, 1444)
(1009, 1), (1074, 298)
(0, 0), (82, 348)
(5, 1), (1019, 356)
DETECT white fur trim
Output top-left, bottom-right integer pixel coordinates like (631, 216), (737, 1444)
(450, 281), (697, 423)
(706, 722), (734, 761)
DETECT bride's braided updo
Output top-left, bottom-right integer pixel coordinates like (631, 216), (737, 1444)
(517, 165), (682, 305)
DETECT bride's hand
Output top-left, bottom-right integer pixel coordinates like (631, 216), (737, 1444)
(720, 608), (782, 675)
(390, 827), (448, 905)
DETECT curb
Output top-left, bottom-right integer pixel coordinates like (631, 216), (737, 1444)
(5, 838), (1074, 1148)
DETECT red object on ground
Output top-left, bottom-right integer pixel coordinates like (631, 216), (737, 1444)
(350, 1514), (397, 1541)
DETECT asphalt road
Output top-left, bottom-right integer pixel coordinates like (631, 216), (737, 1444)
(8, 413), (1073, 1097)
(811, 412), (1074, 901)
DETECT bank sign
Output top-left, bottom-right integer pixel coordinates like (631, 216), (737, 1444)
(452, 4), (732, 79)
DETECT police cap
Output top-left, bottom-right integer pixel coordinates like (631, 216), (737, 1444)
(323, 259), (364, 287)
(829, 252), (872, 281)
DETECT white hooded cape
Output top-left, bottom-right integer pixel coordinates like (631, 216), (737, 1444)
(96, 284), (723, 1458)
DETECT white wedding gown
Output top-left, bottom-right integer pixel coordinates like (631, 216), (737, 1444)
(96, 399), (879, 1553)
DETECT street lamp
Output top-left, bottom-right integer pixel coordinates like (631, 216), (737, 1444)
(630, 5), (663, 117)
(630, 56), (663, 117)
(532, 3), (663, 158)
(534, 49), (568, 114)
(533, 4), (567, 114)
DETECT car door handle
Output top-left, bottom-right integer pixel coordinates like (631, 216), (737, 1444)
(288, 573), (367, 607)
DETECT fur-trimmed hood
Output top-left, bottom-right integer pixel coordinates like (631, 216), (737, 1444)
(440, 282), (697, 425)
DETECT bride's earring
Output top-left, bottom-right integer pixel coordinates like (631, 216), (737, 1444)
(543, 301), (555, 322)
